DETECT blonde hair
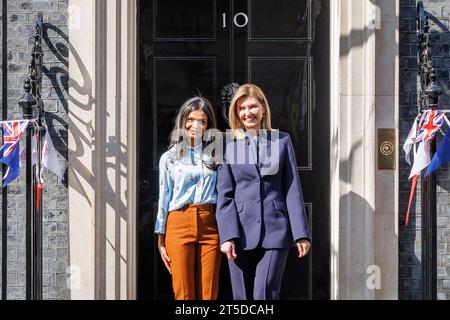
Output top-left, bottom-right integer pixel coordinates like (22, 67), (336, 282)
(228, 84), (272, 140)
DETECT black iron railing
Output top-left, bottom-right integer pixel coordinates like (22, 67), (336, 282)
(417, 1), (443, 300)
(1, 0), (8, 301)
(16, 12), (45, 300)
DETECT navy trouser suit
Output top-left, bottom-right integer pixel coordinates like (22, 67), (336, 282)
(216, 130), (310, 300)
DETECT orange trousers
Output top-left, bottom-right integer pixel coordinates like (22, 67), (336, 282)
(165, 203), (221, 300)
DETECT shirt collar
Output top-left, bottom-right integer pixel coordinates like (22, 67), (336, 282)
(187, 144), (203, 152)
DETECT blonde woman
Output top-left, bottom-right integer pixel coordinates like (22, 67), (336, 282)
(216, 84), (311, 300)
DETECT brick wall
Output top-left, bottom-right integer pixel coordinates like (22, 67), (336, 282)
(0, 0), (69, 300)
(399, 0), (450, 300)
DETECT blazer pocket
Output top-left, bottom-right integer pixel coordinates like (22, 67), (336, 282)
(273, 200), (288, 213)
(235, 201), (244, 213)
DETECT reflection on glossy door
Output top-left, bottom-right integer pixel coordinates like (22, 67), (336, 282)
(138, 0), (330, 300)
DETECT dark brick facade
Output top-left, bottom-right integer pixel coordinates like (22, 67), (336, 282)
(399, 0), (450, 300)
(0, 0), (68, 300)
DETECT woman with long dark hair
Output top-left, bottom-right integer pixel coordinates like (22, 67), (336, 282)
(154, 96), (221, 300)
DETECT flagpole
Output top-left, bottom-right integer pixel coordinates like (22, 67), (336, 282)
(421, 70), (441, 301)
(31, 12), (44, 301)
(19, 79), (36, 300)
(1, 0), (8, 301)
(417, 1), (440, 300)
(17, 12), (44, 300)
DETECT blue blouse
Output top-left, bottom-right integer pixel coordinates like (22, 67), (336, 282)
(154, 145), (218, 234)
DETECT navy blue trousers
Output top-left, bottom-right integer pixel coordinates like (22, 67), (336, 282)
(228, 247), (289, 300)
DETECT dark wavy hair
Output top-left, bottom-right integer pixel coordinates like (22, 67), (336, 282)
(168, 96), (218, 170)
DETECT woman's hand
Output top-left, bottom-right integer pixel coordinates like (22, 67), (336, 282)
(158, 234), (172, 274)
(296, 239), (311, 258)
(220, 240), (237, 260)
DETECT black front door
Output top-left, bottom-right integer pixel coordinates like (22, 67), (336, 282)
(138, 0), (330, 300)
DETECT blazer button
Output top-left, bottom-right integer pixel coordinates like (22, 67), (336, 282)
(255, 178), (260, 182)
(256, 218), (261, 223)
(256, 198), (261, 203)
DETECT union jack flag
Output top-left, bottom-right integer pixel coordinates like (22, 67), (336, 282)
(0, 120), (30, 187)
(415, 110), (445, 143)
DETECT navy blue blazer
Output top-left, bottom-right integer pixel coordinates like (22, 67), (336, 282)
(216, 130), (310, 250)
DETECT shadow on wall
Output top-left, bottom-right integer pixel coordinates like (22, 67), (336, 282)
(339, 0), (390, 57)
(43, 22), (127, 211)
(333, 0), (403, 299)
(42, 20), (128, 299)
